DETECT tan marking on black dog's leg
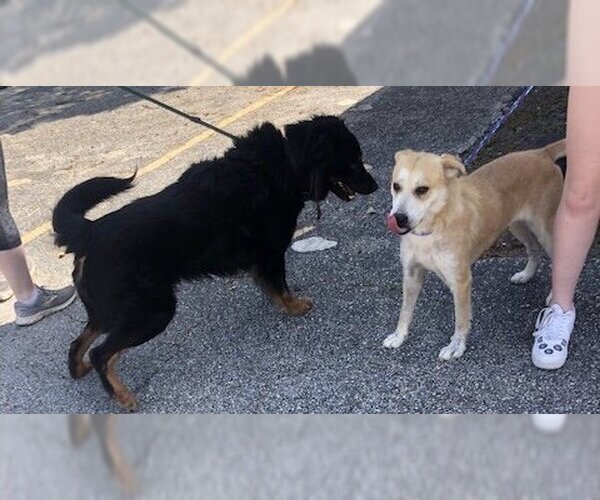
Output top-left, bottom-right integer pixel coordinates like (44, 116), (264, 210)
(252, 265), (313, 316)
(68, 415), (137, 493)
(69, 325), (100, 379)
(105, 352), (139, 412)
(277, 292), (313, 316)
(94, 415), (138, 494)
(69, 414), (92, 445)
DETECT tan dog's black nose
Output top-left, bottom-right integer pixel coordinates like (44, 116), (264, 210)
(394, 213), (409, 228)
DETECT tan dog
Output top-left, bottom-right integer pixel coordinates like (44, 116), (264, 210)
(384, 140), (565, 360)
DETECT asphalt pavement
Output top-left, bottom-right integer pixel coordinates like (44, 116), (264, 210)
(0, 86), (598, 414)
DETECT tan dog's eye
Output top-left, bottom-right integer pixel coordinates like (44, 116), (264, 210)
(414, 186), (430, 197)
(392, 183), (401, 192)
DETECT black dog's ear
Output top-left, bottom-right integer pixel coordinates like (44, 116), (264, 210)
(283, 122), (308, 168)
(284, 121), (335, 171)
(284, 121), (314, 168)
(285, 120), (337, 203)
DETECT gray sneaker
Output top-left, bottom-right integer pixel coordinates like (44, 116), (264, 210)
(0, 278), (13, 302)
(14, 285), (77, 326)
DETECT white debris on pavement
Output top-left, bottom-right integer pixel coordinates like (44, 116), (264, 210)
(292, 236), (338, 253)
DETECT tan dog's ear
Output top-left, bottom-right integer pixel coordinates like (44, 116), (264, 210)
(394, 149), (414, 163)
(440, 154), (466, 178)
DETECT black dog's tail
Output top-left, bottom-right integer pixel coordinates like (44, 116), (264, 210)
(53, 172), (136, 255)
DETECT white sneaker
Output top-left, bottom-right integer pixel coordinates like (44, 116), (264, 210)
(532, 414), (567, 433)
(531, 304), (575, 370)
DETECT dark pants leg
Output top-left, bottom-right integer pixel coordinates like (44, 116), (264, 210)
(0, 140), (22, 251)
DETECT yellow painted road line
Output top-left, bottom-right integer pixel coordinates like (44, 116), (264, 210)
(189, 0), (297, 85)
(22, 86), (297, 246)
(7, 178), (32, 188)
(22, 222), (52, 245)
(138, 86), (295, 176)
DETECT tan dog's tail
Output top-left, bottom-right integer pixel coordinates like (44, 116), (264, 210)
(544, 139), (566, 161)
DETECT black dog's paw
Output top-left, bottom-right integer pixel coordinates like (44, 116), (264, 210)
(284, 296), (313, 316)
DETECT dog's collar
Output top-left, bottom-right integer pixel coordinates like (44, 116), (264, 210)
(405, 217), (433, 237)
(411, 230), (433, 237)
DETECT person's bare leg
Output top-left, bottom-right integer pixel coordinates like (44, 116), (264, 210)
(532, 2), (600, 370)
(549, 0), (600, 309)
(567, 1), (600, 86)
(551, 87), (600, 311)
(0, 246), (35, 302)
(533, 87), (600, 370)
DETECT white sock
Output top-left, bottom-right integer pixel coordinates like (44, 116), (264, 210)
(19, 286), (40, 306)
(551, 302), (575, 315)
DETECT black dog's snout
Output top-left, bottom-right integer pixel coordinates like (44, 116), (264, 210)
(365, 176), (378, 194)
(348, 168), (378, 195)
(394, 213), (409, 228)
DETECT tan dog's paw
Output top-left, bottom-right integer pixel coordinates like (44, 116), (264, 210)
(438, 336), (466, 361)
(284, 296), (313, 316)
(510, 270), (534, 284)
(383, 333), (406, 349)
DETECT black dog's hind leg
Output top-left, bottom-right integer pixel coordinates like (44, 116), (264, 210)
(68, 415), (137, 493)
(252, 254), (313, 316)
(93, 415), (138, 493)
(69, 414), (92, 444)
(69, 323), (101, 379)
(89, 307), (174, 412)
(90, 338), (138, 412)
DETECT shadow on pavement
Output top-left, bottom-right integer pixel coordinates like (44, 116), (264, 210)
(0, 86), (183, 136)
(234, 45), (357, 86)
(0, 0), (183, 72)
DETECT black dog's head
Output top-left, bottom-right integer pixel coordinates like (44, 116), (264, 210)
(284, 115), (378, 202)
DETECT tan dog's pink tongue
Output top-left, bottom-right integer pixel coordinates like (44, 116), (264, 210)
(386, 214), (401, 234)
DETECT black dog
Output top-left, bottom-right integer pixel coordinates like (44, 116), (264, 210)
(53, 115), (378, 411)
